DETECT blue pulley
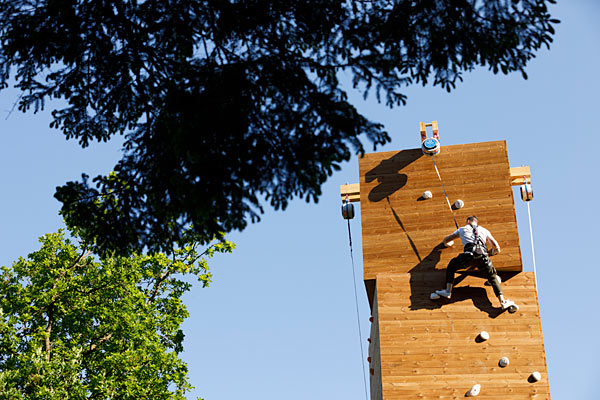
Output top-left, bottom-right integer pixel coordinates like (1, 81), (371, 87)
(520, 178), (533, 201)
(421, 138), (441, 156)
(342, 202), (355, 220)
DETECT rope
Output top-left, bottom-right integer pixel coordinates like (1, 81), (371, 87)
(527, 198), (538, 289)
(431, 157), (459, 229)
(346, 212), (369, 400)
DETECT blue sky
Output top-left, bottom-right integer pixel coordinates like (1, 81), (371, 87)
(0, 2), (597, 399)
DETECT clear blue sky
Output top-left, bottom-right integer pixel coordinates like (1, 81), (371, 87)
(0, 2), (597, 399)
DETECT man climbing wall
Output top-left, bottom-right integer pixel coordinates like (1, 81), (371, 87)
(432, 215), (518, 312)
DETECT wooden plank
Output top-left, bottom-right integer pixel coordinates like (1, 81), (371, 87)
(369, 284), (383, 400)
(358, 140), (548, 399)
(510, 166), (531, 186)
(359, 141), (522, 278)
(368, 272), (550, 399)
(340, 183), (360, 202)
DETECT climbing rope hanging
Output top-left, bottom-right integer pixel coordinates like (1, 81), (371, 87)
(420, 121), (459, 229)
(527, 201), (538, 287)
(431, 157), (459, 229)
(520, 175), (538, 289)
(342, 195), (369, 400)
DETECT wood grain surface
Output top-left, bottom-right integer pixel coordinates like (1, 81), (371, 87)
(358, 141), (549, 399)
(370, 273), (549, 399)
(358, 141), (522, 282)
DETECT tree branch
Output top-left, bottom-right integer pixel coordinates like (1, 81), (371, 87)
(86, 333), (113, 355)
(147, 268), (172, 304)
(45, 304), (54, 361)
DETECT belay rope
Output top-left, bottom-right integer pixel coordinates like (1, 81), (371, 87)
(527, 200), (538, 289)
(345, 195), (369, 400)
(522, 175), (539, 290)
(431, 157), (459, 229)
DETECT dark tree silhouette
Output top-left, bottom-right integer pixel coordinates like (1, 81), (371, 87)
(0, 1), (557, 254)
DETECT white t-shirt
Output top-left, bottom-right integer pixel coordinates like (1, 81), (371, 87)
(454, 224), (492, 247)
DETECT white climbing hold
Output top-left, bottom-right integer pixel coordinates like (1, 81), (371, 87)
(530, 371), (541, 382)
(499, 357), (510, 367)
(454, 199), (464, 209)
(422, 190), (433, 199)
(444, 240), (454, 247)
(479, 331), (490, 341)
(466, 384), (481, 397)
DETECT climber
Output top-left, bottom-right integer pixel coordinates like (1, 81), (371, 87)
(433, 216), (516, 311)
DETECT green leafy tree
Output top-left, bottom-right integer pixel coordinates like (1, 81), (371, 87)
(0, 229), (234, 399)
(0, 1), (558, 254)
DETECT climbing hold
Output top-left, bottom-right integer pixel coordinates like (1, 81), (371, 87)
(529, 371), (541, 382)
(369, 316), (373, 322)
(507, 303), (519, 314)
(466, 384), (481, 397)
(498, 357), (510, 368)
(369, 368), (374, 376)
(422, 190), (433, 199)
(367, 357), (371, 363)
(367, 338), (371, 343)
(341, 202), (355, 220)
(444, 240), (454, 247)
(478, 331), (490, 341)
(454, 199), (464, 209)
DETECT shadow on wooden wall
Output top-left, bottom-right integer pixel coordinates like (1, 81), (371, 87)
(364, 149), (423, 202)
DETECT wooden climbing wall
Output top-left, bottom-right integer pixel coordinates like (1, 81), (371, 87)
(359, 141), (522, 283)
(358, 141), (550, 399)
(370, 273), (549, 399)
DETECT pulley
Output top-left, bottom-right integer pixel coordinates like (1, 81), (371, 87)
(419, 121), (441, 156)
(421, 138), (441, 156)
(520, 175), (533, 201)
(342, 197), (355, 220)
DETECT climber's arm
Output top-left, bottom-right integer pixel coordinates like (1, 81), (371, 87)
(486, 232), (501, 253)
(443, 231), (460, 247)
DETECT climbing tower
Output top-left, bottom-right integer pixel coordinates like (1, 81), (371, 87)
(341, 126), (550, 398)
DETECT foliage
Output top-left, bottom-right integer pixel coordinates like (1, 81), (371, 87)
(0, 229), (234, 399)
(0, 0), (558, 254)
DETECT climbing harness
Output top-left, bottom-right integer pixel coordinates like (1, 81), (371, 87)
(343, 194), (369, 400)
(468, 224), (489, 258)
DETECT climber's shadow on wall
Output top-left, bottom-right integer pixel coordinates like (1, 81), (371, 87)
(408, 244), (503, 319)
(365, 149), (422, 202)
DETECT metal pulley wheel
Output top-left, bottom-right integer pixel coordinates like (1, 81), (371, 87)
(421, 138), (441, 156)
(520, 183), (533, 201)
(342, 202), (355, 220)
